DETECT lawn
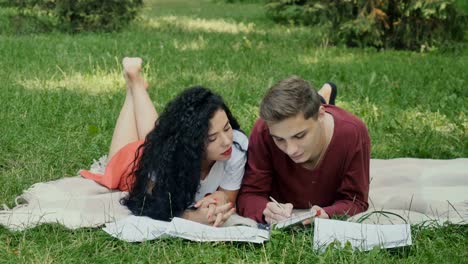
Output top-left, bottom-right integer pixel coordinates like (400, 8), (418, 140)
(0, 0), (467, 262)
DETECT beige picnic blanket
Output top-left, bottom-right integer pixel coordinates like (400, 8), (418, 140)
(349, 158), (468, 225)
(1, 158), (467, 231)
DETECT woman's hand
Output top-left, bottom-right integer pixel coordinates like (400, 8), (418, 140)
(194, 191), (229, 221)
(195, 191), (228, 207)
(183, 202), (235, 227)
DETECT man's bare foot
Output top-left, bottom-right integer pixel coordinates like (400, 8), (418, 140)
(318, 83), (332, 104)
(122, 57), (148, 90)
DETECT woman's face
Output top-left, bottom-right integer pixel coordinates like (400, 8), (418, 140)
(205, 109), (233, 162)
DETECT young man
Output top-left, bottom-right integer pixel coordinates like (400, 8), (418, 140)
(237, 76), (370, 224)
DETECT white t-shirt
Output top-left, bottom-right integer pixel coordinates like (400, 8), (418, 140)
(194, 130), (248, 202)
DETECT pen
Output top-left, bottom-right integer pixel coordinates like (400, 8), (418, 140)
(269, 196), (285, 210)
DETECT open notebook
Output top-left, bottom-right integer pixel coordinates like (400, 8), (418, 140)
(103, 215), (270, 243)
(273, 209), (318, 229)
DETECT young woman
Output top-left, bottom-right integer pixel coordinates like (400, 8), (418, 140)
(80, 58), (248, 227)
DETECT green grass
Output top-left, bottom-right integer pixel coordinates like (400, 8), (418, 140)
(0, 0), (467, 262)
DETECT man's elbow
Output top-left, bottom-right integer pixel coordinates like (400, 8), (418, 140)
(352, 199), (368, 216)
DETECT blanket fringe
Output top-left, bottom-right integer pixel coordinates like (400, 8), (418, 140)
(88, 155), (108, 174)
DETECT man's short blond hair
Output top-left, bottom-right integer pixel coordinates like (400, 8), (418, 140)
(260, 76), (322, 122)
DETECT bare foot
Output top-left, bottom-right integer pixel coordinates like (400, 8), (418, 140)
(318, 83), (332, 104)
(122, 57), (148, 90)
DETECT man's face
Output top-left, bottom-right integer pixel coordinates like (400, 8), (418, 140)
(267, 109), (324, 164)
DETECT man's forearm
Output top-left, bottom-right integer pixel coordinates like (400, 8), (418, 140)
(323, 198), (368, 218)
(237, 193), (269, 223)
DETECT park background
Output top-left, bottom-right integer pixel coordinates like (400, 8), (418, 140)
(0, 0), (467, 262)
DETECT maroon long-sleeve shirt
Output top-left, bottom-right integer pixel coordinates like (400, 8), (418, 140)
(237, 105), (370, 223)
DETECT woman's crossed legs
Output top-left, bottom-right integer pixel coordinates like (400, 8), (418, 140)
(108, 57), (158, 159)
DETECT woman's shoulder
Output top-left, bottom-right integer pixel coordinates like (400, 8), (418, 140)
(222, 130), (248, 172)
(233, 129), (248, 150)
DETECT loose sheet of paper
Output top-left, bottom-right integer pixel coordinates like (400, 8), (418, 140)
(103, 215), (269, 243)
(313, 218), (412, 251)
(166, 217), (270, 243)
(103, 215), (169, 242)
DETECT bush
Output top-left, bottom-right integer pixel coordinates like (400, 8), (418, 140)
(0, 6), (54, 34)
(266, 0), (467, 50)
(6, 0), (143, 33)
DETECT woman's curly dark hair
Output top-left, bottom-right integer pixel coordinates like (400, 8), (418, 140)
(121, 86), (242, 221)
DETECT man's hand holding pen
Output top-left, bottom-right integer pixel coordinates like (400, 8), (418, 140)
(263, 196), (294, 224)
(264, 196), (329, 225)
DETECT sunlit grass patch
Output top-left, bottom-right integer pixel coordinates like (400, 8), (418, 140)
(202, 70), (237, 83)
(16, 71), (124, 94)
(340, 99), (464, 135)
(339, 98), (466, 158)
(298, 54), (320, 65)
(298, 52), (360, 66)
(400, 110), (459, 134)
(172, 36), (207, 51)
(142, 15), (261, 34)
